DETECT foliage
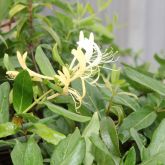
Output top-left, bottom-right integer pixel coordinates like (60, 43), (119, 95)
(0, 0), (165, 165)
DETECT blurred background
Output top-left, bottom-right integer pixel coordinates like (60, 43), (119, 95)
(87, 0), (165, 66)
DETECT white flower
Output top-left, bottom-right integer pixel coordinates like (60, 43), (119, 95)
(77, 31), (117, 68)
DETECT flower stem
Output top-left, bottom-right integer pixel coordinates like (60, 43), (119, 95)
(23, 89), (53, 113)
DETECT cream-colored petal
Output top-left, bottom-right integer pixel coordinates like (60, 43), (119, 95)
(6, 71), (19, 79)
(26, 68), (54, 80)
(17, 51), (27, 69)
(79, 31), (84, 41)
(89, 32), (94, 42)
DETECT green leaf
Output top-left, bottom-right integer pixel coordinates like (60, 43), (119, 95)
(97, 0), (112, 12)
(119, 108), (157, 143)
(114, 95), (140, 111)
(11, 138), (43, 165)
(124, 147), (136, 165)
(91, 23), (114, 39)
(90, 134), (117, 165)
(45, 101), (91, 122)
(9, 4), (27, 18)
(11, 140), (27, 165)
(16, 17), (27, 38)
(35, 46), (56, 77)
(3, 54), (15, 71)
(0, 35), (8, 48)
(0, 82), (10, 123)
(154, 54), (165, 65)
(51, 128), (85, 165)
(52, 44), (64, 66)
(42, 25), (61, 48)
(82, 112), (100, 165)
(141, 151), (165, 165)
(110, 106), (124, 125)
(24, 137), (43, 165)
(18, 113), (39, 122)
(146, 118), (165, 158)
(100, 117), (120, 156)
(0, 0), (12, 22)
(31, 123), (65, 145)
(82, 112), (100, 137)
(130, 128), (145, 157)
(13, 70), (33, 114)
(125, 67), (165, 96)
(0, 122), (17, 138)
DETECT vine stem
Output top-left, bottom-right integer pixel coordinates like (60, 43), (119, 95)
(23, 89), (53, 113)
(28, 0), (40, 73)
(0, 18), (15, 28)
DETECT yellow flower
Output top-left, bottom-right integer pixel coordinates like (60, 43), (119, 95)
(6, 51), (54, 81)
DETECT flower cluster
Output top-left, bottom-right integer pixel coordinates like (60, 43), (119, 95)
(6, 31), (116, 108)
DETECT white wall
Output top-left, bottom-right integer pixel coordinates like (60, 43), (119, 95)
(87, 0), (165, 65)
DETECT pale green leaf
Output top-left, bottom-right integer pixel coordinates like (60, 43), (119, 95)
(24, 137), (43, 165)
(82, 112), (100, 165)
(9, 4), (26, 18)
(11, 140), (26, 165)
(51, 128), (85, 165)
(3, 54), (15, 71)
(35, 46), (56, 77)
(0, 82), (10, 123)
(0, 122), (17, 138)
(31, 123), (65, 145)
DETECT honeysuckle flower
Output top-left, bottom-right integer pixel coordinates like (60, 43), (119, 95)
(47, 31), (117, 108)
(77, 31), (117, 68)
(6, 51), (54, 81)
(6, 31), (117, 109)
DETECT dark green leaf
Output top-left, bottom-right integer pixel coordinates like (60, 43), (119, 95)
(13, 70), (33, 114)
(114, 95), (140, 111)
(119, 108), (157, 143)
(90, 134), (118, 165)
(154, 54), (165, 65)
(45, 101), (91, 122)
(125, 67), (165, 96)
(124, 147), (136, 165)
(100, 117), (120, 156)
(110, 106), (124, 125)
(130, 128), (145, 157)
(0, 35), (8, 48)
